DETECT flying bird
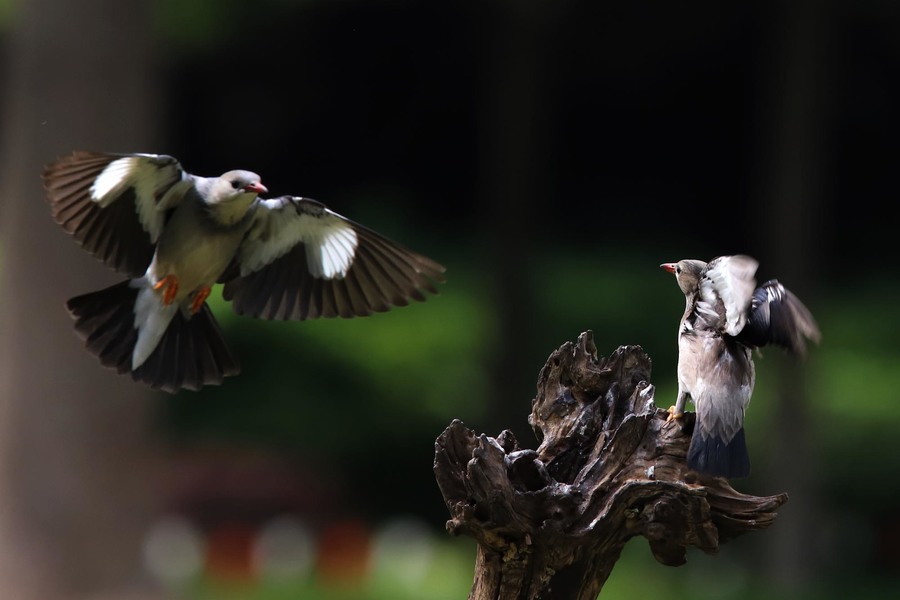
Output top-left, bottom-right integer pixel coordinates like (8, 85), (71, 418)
(660, 255), (820, 478)
(44, 151), (445, 393)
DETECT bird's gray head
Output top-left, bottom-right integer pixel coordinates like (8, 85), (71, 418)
(660, 259), (707, 296)
(212, 170), (267, 202)
(201, 170), (268, 226)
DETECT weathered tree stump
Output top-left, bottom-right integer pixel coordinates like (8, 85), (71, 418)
(433, 331), (787, 600)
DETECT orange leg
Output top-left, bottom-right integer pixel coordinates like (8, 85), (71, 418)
(153, 275), (179, 306)
(665, 405), (684, 425)
(190, 285), (211, 314)
(664, 391), (688, 427)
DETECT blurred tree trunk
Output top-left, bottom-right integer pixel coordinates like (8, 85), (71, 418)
(755, 0), (834, 591)
(478, 0), (559, 436)
(0, 1), (164, 598)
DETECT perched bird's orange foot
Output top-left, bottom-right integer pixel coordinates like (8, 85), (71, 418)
(665, 406), (684, 426)
(190, 286), (211, 314)
(153, 275), (179, 306)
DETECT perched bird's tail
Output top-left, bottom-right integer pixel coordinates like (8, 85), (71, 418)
(687, 427), (751, 479)
(66, 280), (240, 392)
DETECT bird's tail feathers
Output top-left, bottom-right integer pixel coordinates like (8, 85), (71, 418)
(67, 280), (240, 392)
(132, 283), (178, 368)
(686, 427), (751, 479)
(67, 280), (141, 373)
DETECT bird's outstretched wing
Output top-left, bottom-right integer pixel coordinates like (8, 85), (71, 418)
(44, 151), (192, 277)
(222, 196), (446, 320)
(697, 255), (758, 335)
(736, 279), (821, 355)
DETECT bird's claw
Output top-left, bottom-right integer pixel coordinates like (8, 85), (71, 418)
(665, 406), (683, 427)
(189, 286), (211, 314)
(153, 275), (179, 306)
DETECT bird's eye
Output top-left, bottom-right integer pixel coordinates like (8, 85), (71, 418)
(676, 266), (682, 274)
(231, 180), (241, 190)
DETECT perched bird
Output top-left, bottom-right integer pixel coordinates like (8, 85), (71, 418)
(660, 255), (820, 478)
(44, 151), (445, 393)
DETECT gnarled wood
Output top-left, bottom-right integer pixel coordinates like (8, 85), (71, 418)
(434, 331), (787, 599)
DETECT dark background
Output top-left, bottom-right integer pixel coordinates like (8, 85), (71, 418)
(1, 1), (898, 599)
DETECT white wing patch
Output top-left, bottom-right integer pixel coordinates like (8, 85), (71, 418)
(90, 156), (139, 204)
(240, 199), (360, 279)
(306, 223), (359, 279)
(89, 155), (186, 242)
(701, 255), (758, 336)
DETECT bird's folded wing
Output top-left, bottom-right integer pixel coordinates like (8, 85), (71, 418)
(44, 151), (192, 277)
(222, 196), (446, 320)
(698, 255), (758, 336)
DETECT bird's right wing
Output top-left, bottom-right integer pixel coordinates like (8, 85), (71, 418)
(222, 196), (445, 320)
(44, 151), (193, 277)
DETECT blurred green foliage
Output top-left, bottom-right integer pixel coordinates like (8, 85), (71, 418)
(154, 0), (244, 53)
(164, 257), (491, 454)
(0, 0), (11, 28)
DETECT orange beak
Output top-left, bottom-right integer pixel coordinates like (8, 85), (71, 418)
(660, 263), (677, 273)
(244, 181), (268, 194)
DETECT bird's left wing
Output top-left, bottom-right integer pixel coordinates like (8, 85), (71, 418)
(222, 196), (445, 320)
(44, 151), (193, 277)
(736, 279), (821, 355)
(697, 255), (758, 335)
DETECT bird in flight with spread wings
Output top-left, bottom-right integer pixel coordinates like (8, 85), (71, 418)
(44, 151), (445, 393)
(660, 255), (820, 478)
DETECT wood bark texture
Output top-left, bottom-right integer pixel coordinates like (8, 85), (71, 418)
(434, 331), (788, 600)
